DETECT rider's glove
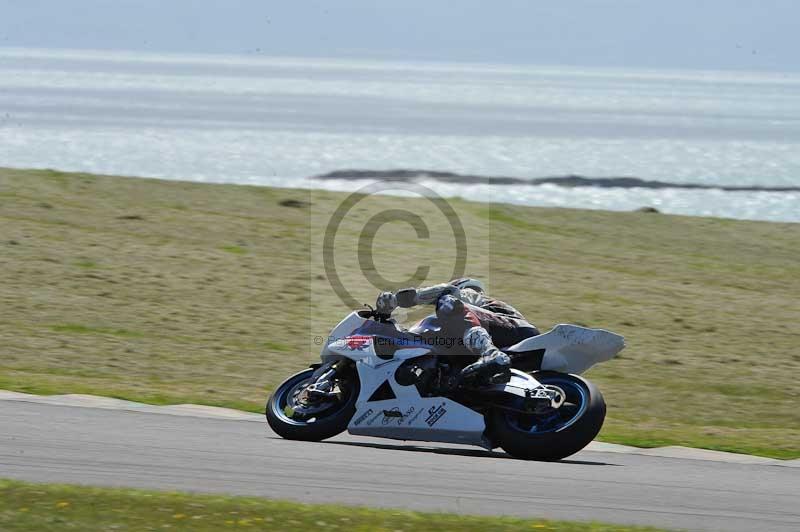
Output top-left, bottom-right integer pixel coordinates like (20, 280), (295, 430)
(396, 288), (418, 308)
(375, 291), (397, 315)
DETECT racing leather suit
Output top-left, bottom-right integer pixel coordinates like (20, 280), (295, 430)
(377, 280), (539, 382)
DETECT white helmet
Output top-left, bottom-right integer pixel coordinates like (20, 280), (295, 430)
(449, 277), (485, 294)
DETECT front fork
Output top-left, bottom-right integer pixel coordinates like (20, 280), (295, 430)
(306, 360), (347, 399)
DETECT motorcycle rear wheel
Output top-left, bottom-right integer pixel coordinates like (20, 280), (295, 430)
(490, 372), (606, 461)
(266, 367), (359, 441)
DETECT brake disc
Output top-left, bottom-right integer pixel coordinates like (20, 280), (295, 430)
(287, 380), (335, 417)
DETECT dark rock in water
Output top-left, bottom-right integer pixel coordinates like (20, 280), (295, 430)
(279, 199), (311, 208)
(637, 207), (660, 213)
(117, 214), (144, 220)
(311, 169), (800, 193)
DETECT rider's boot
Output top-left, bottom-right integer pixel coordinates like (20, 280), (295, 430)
(461, 326), (512, 384)
(461, 350), (512, 384)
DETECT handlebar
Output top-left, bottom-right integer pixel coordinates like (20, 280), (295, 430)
(360, 304), (393, 323)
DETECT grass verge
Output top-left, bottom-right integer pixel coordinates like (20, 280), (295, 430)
(0, 479), (668, 531)
(1, 167), (799, 458)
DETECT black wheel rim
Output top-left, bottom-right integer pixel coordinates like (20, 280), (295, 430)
(504, 376), (589, 434)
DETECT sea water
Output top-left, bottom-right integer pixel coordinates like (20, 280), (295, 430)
(1, 47), (798, 221)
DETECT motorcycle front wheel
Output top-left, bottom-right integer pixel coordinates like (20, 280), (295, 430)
(490, 372), (606, 461)
(266, 366), (359, 441)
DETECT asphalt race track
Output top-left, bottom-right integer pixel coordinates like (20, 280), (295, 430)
(1, 399), (798, 532)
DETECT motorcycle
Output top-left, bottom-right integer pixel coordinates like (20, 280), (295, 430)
(266, 305), (624, 461)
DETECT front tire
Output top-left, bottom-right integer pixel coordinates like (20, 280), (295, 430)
(490, 372), (606, 461)
(266, 367), (359, 441)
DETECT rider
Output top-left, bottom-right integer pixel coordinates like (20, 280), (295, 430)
(375, 278), (539, 384)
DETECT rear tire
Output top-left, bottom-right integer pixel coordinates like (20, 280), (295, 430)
(266, 367), (359, 441)
(490, 372), (606, 461)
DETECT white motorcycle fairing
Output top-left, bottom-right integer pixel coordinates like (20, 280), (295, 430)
(317, 312), (622, 449)
(505, 324), (625, 375)
(320, 316), (500, 449)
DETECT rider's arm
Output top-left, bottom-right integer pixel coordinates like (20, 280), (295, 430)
(396, 283), (461, 308)
(379, 279), (480, 312)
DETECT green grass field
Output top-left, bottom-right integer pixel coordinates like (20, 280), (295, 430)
(0, 479), (668, 531)
(1, 167), (799, 458)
